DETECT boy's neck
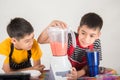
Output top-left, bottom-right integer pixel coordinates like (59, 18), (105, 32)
(13, 44), (23, 50)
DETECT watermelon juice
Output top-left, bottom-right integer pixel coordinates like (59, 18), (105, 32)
(50, 42), (67, 56)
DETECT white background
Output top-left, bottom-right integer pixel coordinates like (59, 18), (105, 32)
(0, 0), (120, 74)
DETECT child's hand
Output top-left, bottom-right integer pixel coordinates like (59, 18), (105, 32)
(33, 64), (45, 72)
(67, 67), (77, 80)
(99, 67), (117, 75)
(48, 20), (67, 29)
(104, 68), (117, 75)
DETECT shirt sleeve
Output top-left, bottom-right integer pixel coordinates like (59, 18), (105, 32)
(93, 39), (102, 61)
(31, 39), (42, 61)
(0, 38), (11, 64)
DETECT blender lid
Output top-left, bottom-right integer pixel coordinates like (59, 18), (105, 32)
(48, 26), (67, 32)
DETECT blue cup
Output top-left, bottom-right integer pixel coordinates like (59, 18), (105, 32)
(86, 50), (99, 77)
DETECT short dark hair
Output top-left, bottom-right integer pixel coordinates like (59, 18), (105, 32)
(7, 17), (34, 40)
(79, 12), (103, 30)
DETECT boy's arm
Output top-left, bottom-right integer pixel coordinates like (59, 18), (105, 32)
(77, 66), (88, 78)
(2, 59), (45, 73)
(94, 39), (102, 60)
(37, 26), (50, 44)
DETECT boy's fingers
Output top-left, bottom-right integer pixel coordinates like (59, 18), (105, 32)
(49, 20), (67, 29)
(66, 74), (73, 79)
(72, 67), (76, 71)
(70, 67), (77, 74)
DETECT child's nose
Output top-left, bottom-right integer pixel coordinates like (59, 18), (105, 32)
(84, 35), (90, 43)
(29, 39), (34, 45)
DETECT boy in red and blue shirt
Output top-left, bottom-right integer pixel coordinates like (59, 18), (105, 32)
(37, 12), (116, 79)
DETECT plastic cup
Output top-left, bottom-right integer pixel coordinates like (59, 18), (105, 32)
(86, 50), (99, 77)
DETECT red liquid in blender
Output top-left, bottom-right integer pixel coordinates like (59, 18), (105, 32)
(50, 42), (67, 56)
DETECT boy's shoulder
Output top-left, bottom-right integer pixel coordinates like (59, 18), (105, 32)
(94, 39), (101, 43)
(31, 39), (39, 48)
(93, 39), (101, 47)
(0, 38), (11, 46)
(0, 38), (12, 56)
(33, 39), (38, 45)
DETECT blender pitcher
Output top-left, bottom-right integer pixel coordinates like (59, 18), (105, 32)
(47, 26), (76, 80)
(47, 26), (76, 56)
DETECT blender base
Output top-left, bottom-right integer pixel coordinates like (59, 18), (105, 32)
(49, 55), (71, 80)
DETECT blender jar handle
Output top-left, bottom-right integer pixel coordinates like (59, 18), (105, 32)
(67, 28), (76, 48)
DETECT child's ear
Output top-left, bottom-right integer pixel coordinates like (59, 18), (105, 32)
(77, 26), (80, 33)
(96, 32), (101, 39)
(11, 38), (17, 44)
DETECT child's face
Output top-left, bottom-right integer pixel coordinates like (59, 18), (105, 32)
(11, 32), (34, 50)
(78, 25), (101, 48)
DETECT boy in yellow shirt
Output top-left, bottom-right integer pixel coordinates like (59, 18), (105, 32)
(0, 17), (45, 73)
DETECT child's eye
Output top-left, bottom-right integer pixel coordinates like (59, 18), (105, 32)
(25, 40), (30, 43)
(90, 35), (94, 38)
(25, 41), (29, 43)
(81, 32), (85, 35)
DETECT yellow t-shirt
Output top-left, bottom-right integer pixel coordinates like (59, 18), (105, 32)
(0, 38), (42, 64)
